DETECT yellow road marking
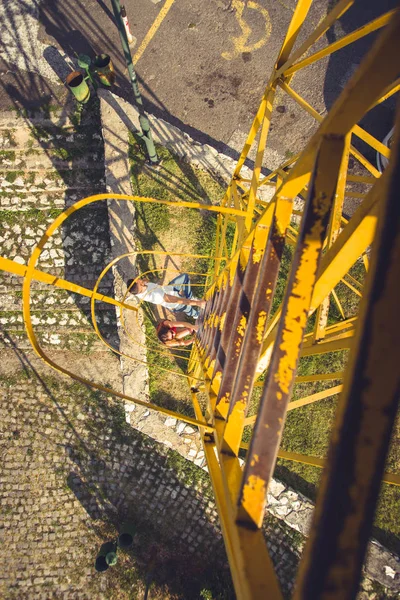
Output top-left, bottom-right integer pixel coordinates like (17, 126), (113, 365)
(133, 0), (177, 64)
(222, 0), (272, 60)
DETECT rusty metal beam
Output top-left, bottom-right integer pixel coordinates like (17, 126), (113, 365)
(295, 107), (400, 600)
(237, 136), (345, 528)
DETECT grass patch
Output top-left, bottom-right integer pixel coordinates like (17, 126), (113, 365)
(0, 150), (16, 161)
(5, 170), (24, 183)
(128, 137), (226, 412)
(129, 133), (224, 279)
(0, 208), (62, 226)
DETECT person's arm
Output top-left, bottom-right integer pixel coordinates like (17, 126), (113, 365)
(171, 320), (198, 332)
(163, 294), (206, 309)
(164, 337), (194, 348)
(175, 328), (195, 340)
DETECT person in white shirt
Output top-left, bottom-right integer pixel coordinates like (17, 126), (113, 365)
(127, 273), (205, 319)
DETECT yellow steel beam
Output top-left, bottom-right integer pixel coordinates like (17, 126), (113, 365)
(287, 384), (343, 411)
(275, 0), (355, 78)
(371, 77), (400, 108)
(189, 372), (283, 599)
(310, 178), (381, 312)
(237, 135), (346, 528)
(300, 335), (353, 357)
(0, 256), (135, 311)
(294, 371), (344, 383)
(244, 86), (276, 233)
(258, 178), (380, 373)
(244, 384), (342, 426)
(295, 95), (400, 598)
(282, 9), (395, 78)
(331, 288), (346, 319)
(276, 451), (399, 486)
(341, 276), (363, 297)
(275, 0), (313, 69)
(228, 0), (313, 182)
(303, 317), (356, 346)
(253, 371), (344, 387)
(238, 445), (400, 488)
(209, 14), (400, 307)
(313, 133), (351, 342)
(279, 81), (388, 165)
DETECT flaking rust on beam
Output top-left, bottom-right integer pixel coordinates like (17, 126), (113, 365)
(238, 136), (345, 528)
(239, 474), (267, 528)
(275, 206), (328, 396)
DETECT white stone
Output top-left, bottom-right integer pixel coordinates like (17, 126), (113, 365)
(188, 449), (197, 458)
(176, 421), (186, 435)
(286, 491), (299, 501)
(267, 493), (279, 505)
(184, 425), (195, 434)
(165, 417), (177, 427)
(14, 177), (24, 187)
(384, 566), (396, 579)
(274, 505), (291, 517)
(13, 255), (25, 264)
(269, 479), (285, 498)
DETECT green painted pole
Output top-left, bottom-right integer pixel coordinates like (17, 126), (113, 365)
(110, 0), (158, 164)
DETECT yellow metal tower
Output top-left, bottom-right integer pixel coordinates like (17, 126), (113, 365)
(1, 1), (400, 597)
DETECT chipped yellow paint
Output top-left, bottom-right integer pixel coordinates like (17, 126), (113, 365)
(274, 212), (327, 396)
(211, 369), (222, 397)
(250, 454), (260, 467)
(252, 224), (269, 264)
(207, 359), (216, 377)
(240, 474), (267, 528)
(256, 310), (267, 343)
(222, 398), (248, 454)
(237, 314), (247, 337)
(253, 247), (264, 263)
(219, 312), (226, 331)
(217, 393), (231, 419)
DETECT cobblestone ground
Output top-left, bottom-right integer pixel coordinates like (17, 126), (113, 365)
(0, 357), (306, 599)
(0, 101), (117, 357)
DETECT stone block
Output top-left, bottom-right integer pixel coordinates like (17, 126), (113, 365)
(269, 479), (286, 498)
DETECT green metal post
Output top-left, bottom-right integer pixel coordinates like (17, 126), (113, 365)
(110, 0), (158, 164)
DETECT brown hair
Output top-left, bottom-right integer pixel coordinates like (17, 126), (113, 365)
(156, 321), (171, 343)
(127, 279), (140, 294)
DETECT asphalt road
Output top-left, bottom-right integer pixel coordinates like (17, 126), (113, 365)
(0, 0), (398, 159)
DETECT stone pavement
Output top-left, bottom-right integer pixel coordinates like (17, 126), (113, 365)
(0, 361), (307, 599)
